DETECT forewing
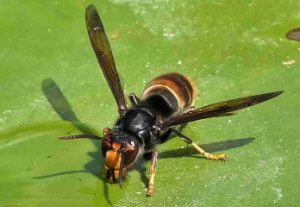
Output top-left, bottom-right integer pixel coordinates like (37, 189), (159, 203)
(161, 91), (283, 129)
(85, 5), (127, 114)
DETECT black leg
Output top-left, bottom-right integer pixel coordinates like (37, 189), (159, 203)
(171, 128), (227, 160)
(129, 93), (140, 107)
(157, 124), (187, 144)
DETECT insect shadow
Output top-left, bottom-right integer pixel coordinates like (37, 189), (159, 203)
(38, 78), (255, 199)
(134, 136), (255, 189)
(38, 78), (112, 204)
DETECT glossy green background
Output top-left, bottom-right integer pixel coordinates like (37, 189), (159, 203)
(0, 0), (299, 206)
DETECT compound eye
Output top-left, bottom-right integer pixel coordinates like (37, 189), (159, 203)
(101, 140), (111, 157)
(124, 148), (139, 165)
(102, 133), (112, 157)
(124, 139), (139, 165)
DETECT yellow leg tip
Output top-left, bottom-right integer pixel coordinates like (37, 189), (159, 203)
(147, 185), (155, 196)
(217, 154), (227, 160)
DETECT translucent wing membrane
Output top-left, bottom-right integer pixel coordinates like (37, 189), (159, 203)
(161, 91), (283, 129)
(86, 5), (127, 115)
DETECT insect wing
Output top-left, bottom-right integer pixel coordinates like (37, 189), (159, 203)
(161, 91), (283, 129)
(85, 5), (127, 115)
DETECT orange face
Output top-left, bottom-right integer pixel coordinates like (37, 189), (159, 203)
(101, 132), (140, 181)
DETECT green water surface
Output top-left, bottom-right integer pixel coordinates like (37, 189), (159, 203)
(0, 0), (299, 206)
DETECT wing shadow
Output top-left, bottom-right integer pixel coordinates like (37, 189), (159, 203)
(133, 137), (255, 190)
(159, 137), (255, 159)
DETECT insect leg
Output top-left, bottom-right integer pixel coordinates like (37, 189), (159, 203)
(182, 106), (196, 114)
(171, 128), (227, 160)
(147, 148), (158, 196)
(129, 93), (140, 107)
(157, 124), (188, 144)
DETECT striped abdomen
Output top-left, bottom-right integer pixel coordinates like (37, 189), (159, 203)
(141, 73), (196, 117)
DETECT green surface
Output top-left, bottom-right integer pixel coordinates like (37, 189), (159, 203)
(0, 0), (299, 206)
